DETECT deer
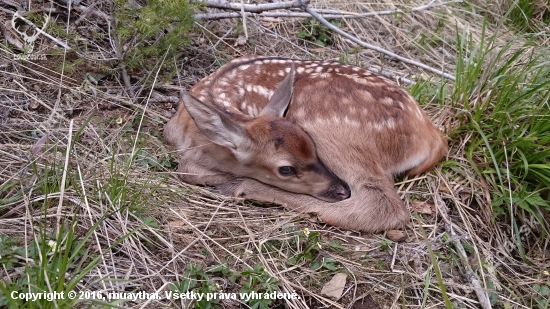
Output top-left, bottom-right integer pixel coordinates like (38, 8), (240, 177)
(164, 56), (447, 232)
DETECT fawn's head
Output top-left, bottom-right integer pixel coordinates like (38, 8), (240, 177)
(181, 64), (350, 202)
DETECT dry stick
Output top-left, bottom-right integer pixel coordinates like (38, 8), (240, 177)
(56, 120), (74, 236)
(191, 0), (310, 13)
(304, 7), (456, 81)
(240, 0), (248, 39)
(109, 16), (135, 98)
(195, 0), (455, 80)
(77, 163), (110, 292)
(432, 183), (492, 309)
(57, 0), (110, 21)
(195, 0), (462, 20)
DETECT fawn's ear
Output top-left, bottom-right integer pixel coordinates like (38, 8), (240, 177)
(181, 91), (250, 149)
(259, 62), (295, 118)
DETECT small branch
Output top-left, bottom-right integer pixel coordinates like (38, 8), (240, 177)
(191, 0), (310, 13)
(304, 7), (456, 80)
(109, 14), (135, 98)
(57, 0), (110, 22)
(432, 182), (492, 309)
(195, 0), (462, 20)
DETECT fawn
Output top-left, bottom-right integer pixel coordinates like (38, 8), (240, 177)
(164, 56), (447, 232)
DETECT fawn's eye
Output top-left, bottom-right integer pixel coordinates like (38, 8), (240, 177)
(278, 166), (296, 176)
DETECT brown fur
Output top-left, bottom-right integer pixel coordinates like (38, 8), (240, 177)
(164, 56), (448, 232)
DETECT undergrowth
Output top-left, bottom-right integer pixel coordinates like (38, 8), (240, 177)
(452, 24), (550, 259)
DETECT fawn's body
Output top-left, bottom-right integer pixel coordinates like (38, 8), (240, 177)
(165, 56), (447, 232)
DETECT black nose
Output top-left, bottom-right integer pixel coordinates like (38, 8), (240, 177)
(332, 181), (351, 200)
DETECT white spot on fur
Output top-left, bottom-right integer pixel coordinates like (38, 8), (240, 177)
(238, 87), (245, 96)
(278, 70), (285, 76)
(245, 84), (253, 92)
(239, 64), (250, 70)
(222, 101), (231, 107)
(284, 67), (291, 73)
(352, 67), (360, 71)
(219, 93), (226, 99)
(247, 105), (259, 116)
(198, 96), (206, 101)
(240, 102), (247, 110)
(305, 68), (314, 74)
(296, 67), (305, 74)
(344, 116), (361, 127)
(415, 106), (424, 120)
(397, 101), (404, 109)
(380, 97), (393, 105)
(227, 70), (237, 79)
(253, 85), (273, 98)
(315, 66), (323, 73)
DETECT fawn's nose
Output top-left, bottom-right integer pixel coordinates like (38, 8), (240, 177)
(333, 181), (351, 200)
(318, 180), (350, 202)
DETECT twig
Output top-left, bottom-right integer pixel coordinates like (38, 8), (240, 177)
(57, 0), (110, 21)
(432, 182), (492, 309)
(240, 0), (248, 39)
(304, 7), (456, 80)
(191, 0), (310, 13)
(109, 13), (135, 98)
(195, 0), (462, 20)
(56, 119), (74, 236)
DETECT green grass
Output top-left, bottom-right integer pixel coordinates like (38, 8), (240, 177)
(0, 120), (166, 308)
(452, 23), (550, 258)
(412, 19), (550, 262)
(407, 12), (550, 306)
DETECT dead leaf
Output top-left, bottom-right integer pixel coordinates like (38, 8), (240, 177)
(234, 35), (247, 46)
(311, 47), (326, 53)
(411, 200), (435, 216)
(30, 100), (40, 110)
(167, 220), (186, 229)
(321, 272), (347, 299)
(386, 230), (407, 242)
(32, 133), (51, 155)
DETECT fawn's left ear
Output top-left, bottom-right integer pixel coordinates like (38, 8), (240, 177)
(181, 91), (250, 150)
(259, 62), (295, 118)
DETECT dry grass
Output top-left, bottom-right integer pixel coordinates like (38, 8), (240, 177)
(1, 0), (549, 308)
